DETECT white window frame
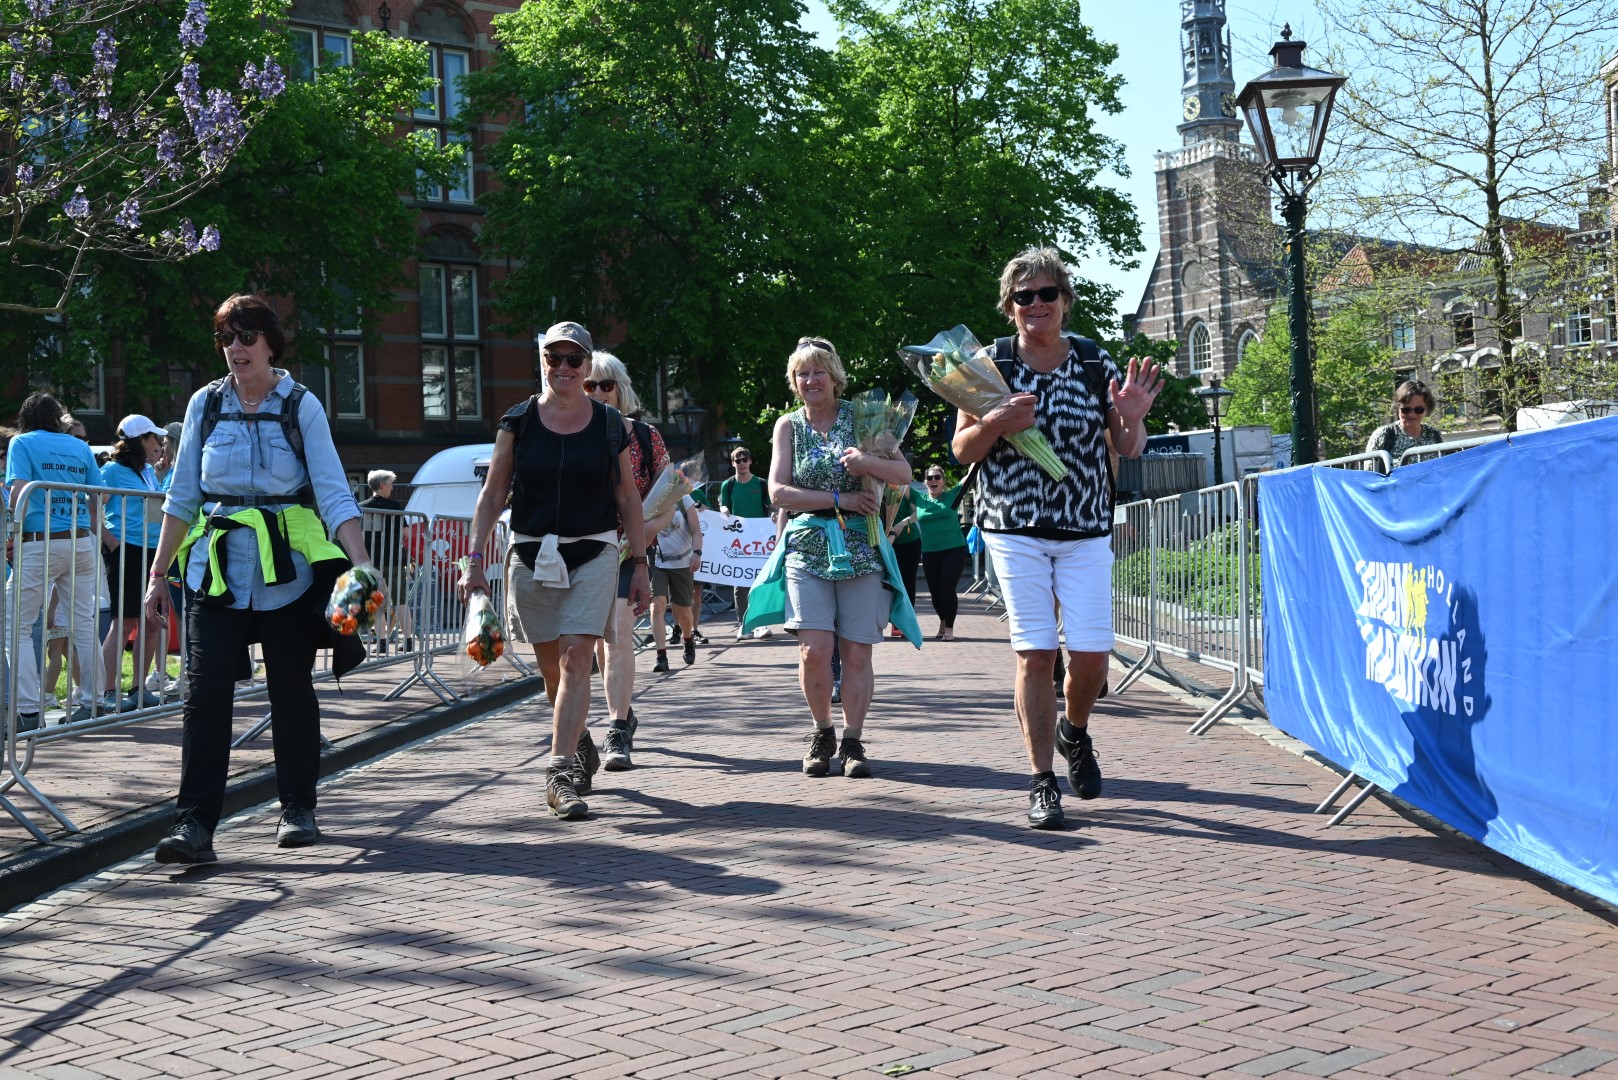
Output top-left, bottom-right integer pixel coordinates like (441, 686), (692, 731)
(1391, 315), (1415, 352)
(420, 260), (481, 419)
(1189, 322), (1212, 373)
(288, 25), (351, 81)
(1568, 305), (1593, 346)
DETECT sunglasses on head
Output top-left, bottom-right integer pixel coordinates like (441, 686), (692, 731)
(583, 379), (617, 393)
(214, 329), (261, 347)
(1011, 285), (1063, 307)
(1400, 405), (1426, 415)
(797, 336), (833, 351)
(544, 350), (587, 369)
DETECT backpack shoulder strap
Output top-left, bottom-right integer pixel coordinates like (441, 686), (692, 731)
(200, 377), (228, 444)
(600, 401), (627, 485)
(283, 383), (308, 467)
(1068, 334), (1112, 411)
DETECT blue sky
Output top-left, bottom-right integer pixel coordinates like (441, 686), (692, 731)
(800, 1), (1329, 329)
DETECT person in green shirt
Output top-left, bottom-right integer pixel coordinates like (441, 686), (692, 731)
(719, 445), (773, 641)
(914, 465), (969, 640)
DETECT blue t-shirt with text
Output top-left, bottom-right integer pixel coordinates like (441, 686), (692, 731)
(5, 430), (98, 534)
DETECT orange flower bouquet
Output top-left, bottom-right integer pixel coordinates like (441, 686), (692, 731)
(463, 589), (505, 668)
(325, 566), (384, 636)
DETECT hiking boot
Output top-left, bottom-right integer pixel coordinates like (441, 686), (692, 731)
(603, 721), (635, 771)
(682, 636), (696, 666)
(689, 630), (708, 645)
(546, 763), (588, 820)
(670, 623), (683, 645)
(1056, 719), (1102, 800)
(802, 727), (836, 777)
(839, 736), (871, 778)
(572, 729), (600, 795)
(276, 804), (320, 848)
(652, 651), (669, 673)
(155, 811), (217, 864)
(1027, 773), (1065, 830)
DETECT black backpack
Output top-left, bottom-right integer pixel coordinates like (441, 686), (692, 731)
(198, 377), (313, 506)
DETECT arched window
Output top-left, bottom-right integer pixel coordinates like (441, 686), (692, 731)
(1189, 322), (1212, 373)
(1235, 328), (1259, 367)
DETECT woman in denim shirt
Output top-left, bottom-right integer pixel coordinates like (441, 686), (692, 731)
(141, 294), (377, 865)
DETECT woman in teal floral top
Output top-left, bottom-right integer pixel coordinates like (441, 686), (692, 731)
(768, 337), (914, 779)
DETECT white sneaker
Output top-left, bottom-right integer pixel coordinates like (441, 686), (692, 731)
(145, 671), (164, 693)
(735, 627), (747, 642)
(753, 627), (773, 639)
(43, 694), (61, 713)
(163, 677), (182, 698)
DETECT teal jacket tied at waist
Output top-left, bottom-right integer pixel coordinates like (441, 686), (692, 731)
(741, 514), (922, 648)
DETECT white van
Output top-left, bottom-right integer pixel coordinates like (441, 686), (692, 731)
(404, 443), (492, 521)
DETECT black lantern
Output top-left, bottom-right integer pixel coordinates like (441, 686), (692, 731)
(1195, 376), (1236, 485)
(672, 403), (708, 460)
(1236, 25), (1346, 466)
(377, 2), (393, 33)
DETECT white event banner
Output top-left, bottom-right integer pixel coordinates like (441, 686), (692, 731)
(692, 509), (776, 587)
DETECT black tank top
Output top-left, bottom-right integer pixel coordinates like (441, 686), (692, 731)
(501, 397), (619, 538)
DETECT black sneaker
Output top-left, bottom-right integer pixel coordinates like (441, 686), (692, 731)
(839, 736), (871, 778)
(802, 727), (836, 777)
(1056, 720), (1102, 800)
(155, 811), (217, 864)
(15, 712), (41, 734)
(652, 651), (669, 673)
(670, 623), (683, 645)
(1027, 773), (1065, 829)
(572, 729), (601, 795)
(603, 721), (634, 771)
(276, 804), (320, 848)
(546, 763), (588, 820)
(682, 637), (696, 666)
(689, 630), (708, 645)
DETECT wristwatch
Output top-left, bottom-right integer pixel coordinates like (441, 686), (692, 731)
(630, 555), (648, 566)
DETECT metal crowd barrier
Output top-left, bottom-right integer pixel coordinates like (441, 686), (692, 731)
(1110, 450), (1392, 737)
(2, 488), (528, 843)
(1396, 431), (1509, 468)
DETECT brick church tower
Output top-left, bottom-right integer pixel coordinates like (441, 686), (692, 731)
(1132, 0), (1275, 381)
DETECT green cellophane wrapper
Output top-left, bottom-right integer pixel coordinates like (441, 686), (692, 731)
(899, 325), (1069, 482)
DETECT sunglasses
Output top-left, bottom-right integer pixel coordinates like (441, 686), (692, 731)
(1400, 405), (1427, 415)
(544, 351), (588, 369)
(583, 379), (617, 393)
(214, 329), (261, 347)
(733, 455), (751, 462)
(797, 336), (833, 351)
(925, 474), (944, 481)
(1011, 285), (1063, 307)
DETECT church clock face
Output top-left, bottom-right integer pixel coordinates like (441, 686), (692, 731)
(1183, 95), (1202, 121)
(1220, 92), (1238, 117)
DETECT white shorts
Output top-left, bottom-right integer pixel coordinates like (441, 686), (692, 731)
(981, 532), (1114, 653)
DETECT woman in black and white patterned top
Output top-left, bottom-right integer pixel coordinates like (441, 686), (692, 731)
(952, 246), (1163, 831)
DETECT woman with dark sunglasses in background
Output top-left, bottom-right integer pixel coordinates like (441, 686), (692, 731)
(585, 350), (668, 773)
(913, 466), (969, 640)
(460, 322), (651, 821)
(1365, 380), (1443, 464)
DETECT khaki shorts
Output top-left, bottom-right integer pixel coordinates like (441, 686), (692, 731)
(783, 566), (888, 644)
(505, 546), (617, 645)
(651, 564), (694, 607)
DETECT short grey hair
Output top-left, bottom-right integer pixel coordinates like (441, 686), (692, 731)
(997, 246), (1076, 322)
(589, 351), (642, 416)
(367, 469), (396, 492)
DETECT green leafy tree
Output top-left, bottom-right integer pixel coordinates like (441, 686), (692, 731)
(0, 8), (458, 412)
(1226, 304), (1396, 458)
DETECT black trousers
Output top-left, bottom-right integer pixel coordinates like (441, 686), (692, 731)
(177, 594), (321, 831)
(893, 538), (921, 605)
(922, 546), (969, 627)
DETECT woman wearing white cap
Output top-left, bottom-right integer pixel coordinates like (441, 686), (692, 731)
(98, 414), (167, 710)
(460, 321), (652, 821)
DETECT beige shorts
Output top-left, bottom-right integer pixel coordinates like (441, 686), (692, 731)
(505, 546), (617, 645)
(783, 566), (889, 644)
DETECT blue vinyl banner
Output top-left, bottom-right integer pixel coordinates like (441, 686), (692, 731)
(1261, 419), (1618, 906)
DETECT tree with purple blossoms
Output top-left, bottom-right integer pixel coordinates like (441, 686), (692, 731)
(1, 0), (285, 318)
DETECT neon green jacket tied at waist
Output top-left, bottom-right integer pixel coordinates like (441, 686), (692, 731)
(177, 504), (348, 607)
(742, 513), (922, 648)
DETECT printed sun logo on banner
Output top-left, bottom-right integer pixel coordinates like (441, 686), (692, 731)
(1354, 560), (1479, 717)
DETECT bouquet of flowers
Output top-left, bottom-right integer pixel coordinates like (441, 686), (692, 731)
(463, 589), (505, 668)
(641, 454), (708, 530)
(325, 565), (384, 636)
(882, 483), (909, 537)
(850, 388), (918, 544)
(899, 325), (1068, 481)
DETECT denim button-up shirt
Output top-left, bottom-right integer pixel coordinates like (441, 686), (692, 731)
(163, 370), (360, 611)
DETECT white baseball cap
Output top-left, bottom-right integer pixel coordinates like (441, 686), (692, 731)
(117, 414), (163, 439)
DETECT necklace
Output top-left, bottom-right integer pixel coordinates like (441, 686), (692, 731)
(232, 375), (267, 407)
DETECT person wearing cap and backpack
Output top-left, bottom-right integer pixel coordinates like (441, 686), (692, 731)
(460, 321), (652, 821)
(952, 247), (1163, 831)
(141, 293), (376, 865)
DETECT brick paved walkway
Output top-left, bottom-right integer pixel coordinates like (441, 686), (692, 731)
(3, 603), (1618, 1078)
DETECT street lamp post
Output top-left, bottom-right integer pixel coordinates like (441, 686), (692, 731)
(1195, 376), (1236, 485)
(1236, 25), (1346, 466)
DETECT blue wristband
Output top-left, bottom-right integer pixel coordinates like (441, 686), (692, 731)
(832, 491), (840, 510)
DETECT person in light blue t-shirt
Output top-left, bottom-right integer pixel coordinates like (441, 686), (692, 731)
(98, 413), (168, 711)
(5, 392), (103, 730)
